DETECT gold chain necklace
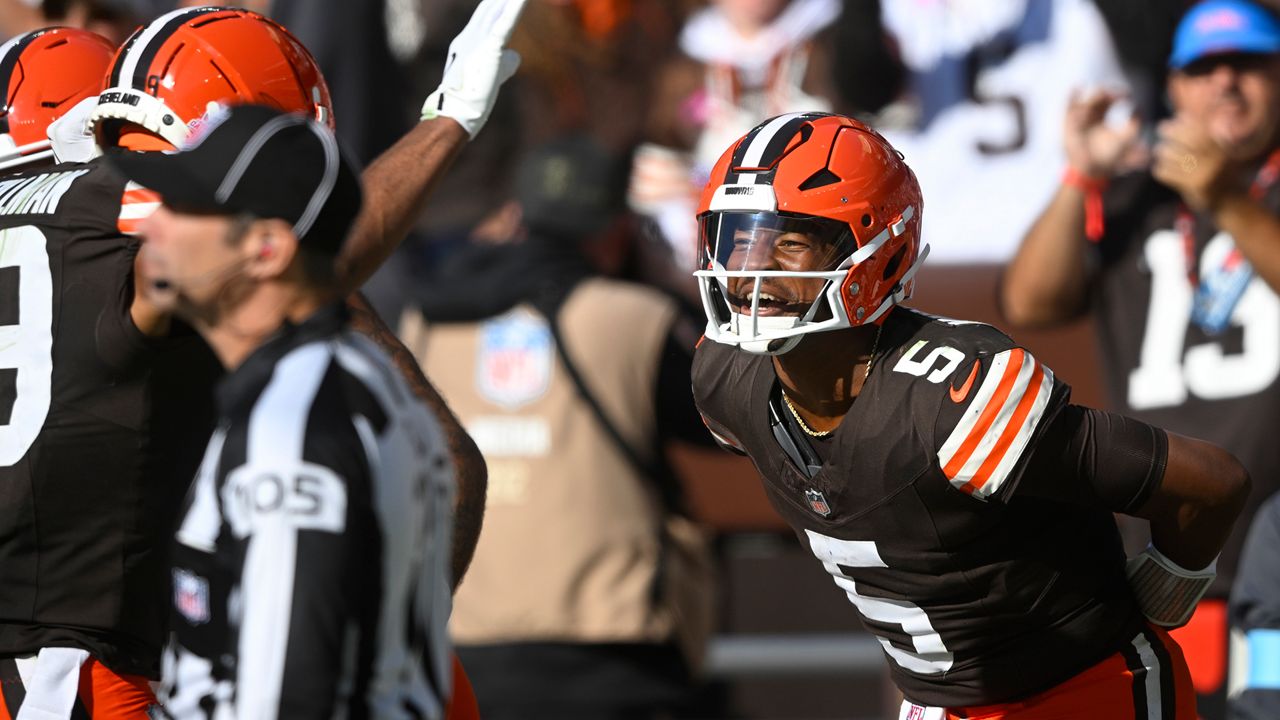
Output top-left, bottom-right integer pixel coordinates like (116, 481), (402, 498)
(782, 391), (833, 437)
(781, 324), (884, 438)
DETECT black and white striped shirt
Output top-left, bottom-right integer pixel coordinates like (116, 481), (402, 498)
(164, 304), (454, 719)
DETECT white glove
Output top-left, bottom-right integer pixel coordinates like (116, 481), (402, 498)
(1125, 544), (1216, 628)
(421, 0), (526, 139)
(47, 97), (102, 164)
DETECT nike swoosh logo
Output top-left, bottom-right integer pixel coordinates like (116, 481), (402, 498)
(949, 362), (980, 403)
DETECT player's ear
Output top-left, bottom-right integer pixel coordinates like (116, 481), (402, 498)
(244, 218), (297, 279)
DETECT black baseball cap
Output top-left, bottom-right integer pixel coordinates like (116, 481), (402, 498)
(108, 103), (363, 254)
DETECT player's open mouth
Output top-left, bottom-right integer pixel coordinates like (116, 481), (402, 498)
(728, 291), (806, 316)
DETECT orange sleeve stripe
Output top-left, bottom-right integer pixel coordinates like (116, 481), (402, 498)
(119, 184), (161, 236)
(968, 360), (1046, 492)
(122, 189), (159, 203)
(941, 348), (1026, 479)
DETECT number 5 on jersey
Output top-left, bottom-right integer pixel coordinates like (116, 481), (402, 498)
(893, 340), (966, 383)
(806, 529), (955, 675)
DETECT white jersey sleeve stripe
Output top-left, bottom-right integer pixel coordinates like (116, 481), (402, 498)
(936, 350), (1017, 470)
(938, 349), (1055, 499)
(967, 363), (1054, 500)
(948, 353), (1038, 488)
(117, 201), (160, 220)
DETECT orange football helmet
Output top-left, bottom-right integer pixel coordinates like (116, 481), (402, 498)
(90, 6), (333, 149)
(0, 27), (115, 172)
(694, 112), (927, 355)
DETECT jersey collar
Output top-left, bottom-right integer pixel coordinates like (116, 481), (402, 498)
(214, 301), (349, 418)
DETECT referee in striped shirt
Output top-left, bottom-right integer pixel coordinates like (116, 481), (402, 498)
(109, 104), (456, 719)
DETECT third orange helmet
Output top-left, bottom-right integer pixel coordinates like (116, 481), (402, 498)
(0, 27), (114, 171)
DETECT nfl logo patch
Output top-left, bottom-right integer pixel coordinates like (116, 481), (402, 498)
(173, 568), (210, 625)
(899, 703), (944, 720)
(477, 309), (554, 409)
(805, 488), (832, 517)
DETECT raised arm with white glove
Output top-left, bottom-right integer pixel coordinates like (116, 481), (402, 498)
(420, 0), (525, 139)
(337, 0), (528, 291)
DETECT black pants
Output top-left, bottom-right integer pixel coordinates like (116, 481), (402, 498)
(458, 642), (694, 720)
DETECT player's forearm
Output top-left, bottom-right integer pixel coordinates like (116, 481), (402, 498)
(1134, 432), (1250, 571)
(1212, 191), (1280, 296)
(1000, 185), (1094, 328)
(337, 118), (468, 293)
(130, 253), (174, 337)
(334, 0), (524, 292)
(344, 293), (487, 589)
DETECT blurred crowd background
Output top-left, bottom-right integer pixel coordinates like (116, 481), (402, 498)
(0, 0), (1258, 718)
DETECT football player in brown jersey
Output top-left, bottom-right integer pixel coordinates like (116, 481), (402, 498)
(691, 112), (1249, 719)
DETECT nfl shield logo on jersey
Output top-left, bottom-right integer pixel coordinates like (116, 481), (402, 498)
(898, 702), (945, 720)
(477, 308), (554, 409)
(805, 488), (832, 517)
(173, 568), (210, 625)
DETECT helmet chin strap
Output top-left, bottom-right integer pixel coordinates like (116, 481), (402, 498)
(730, 313), (806, 355)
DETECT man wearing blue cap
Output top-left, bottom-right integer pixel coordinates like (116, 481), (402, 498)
(1002, 0), (1280, 717)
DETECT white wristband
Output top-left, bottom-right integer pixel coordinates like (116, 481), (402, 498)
(1125, 544), (1216, 628)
